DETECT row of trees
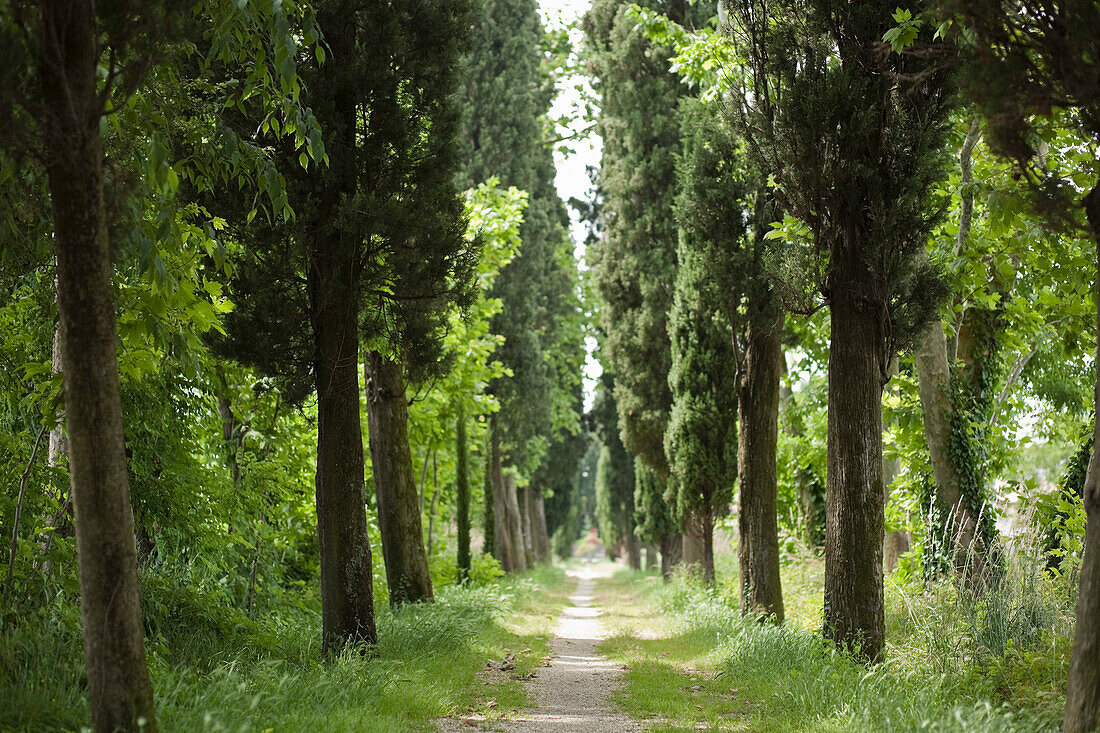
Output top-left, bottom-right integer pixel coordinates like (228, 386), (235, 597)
(0, 0), (584, 730)
(583, 0), (1100, 729)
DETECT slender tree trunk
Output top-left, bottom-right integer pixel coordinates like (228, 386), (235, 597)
(681, 514), (705, 576)
(38, 3), (158, 729)
(503, 472), (528, 573)
(914, 252), (981, 578)
(823, 246), (886, 662)
(366, 352), (433, 606)
(882, 359), (909, 573)
(519, 484), (535, 568)
(737, 310), (785, 620)
(456, 405), (471, 582)
(1064, 183), (1100, 733)
(626, 533), (641, 570)
(483, 434), (495, 559)
(644, 544), (657, 570)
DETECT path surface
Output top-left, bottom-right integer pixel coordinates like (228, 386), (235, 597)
(441, 562), (639, 732)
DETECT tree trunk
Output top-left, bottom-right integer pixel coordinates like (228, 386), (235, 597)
(737, 310), (785, 620)
(38, 3), (158, 730)
(489, 420), (517, 570)
(659, 533), (682, 581)
(456, 405), (471, 582)
(519, 484), (535, 568)
(529, 489), (552, 563)
(701, 512), (715, 585)
(913, 261), (981, 578)
(305, 2), (377, 655)
(681, 513), (705, 577)
(503, 472), (528, 573)
(644, 544), (657, 570)
(1064, 183), (1100, 733)
(626, 532), (641, 570)
(823, 249), (886, 662)
(483, 434), (495, 559)
(366, 352), (433, 606)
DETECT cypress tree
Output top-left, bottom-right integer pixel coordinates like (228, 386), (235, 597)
(665, 103), (740, 585)
(593, 374), (640, 567)
(585, 0), (713, 569)
(726, 0), (953, 660)
(461, 0), (582, 571)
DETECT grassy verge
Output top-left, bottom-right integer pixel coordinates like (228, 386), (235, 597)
(0, 563), (570, 732)
(596, 549), (1070, 732)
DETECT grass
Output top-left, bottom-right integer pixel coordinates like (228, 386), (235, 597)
(0, 563), (570, 732)
(596, 543), (1073, 732)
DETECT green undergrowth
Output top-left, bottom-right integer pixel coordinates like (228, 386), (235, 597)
(0, 562), (568, 732)
(597, 548), (1073, 732)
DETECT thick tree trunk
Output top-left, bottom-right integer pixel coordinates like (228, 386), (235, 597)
(659, 532), (683, 581)
(489, 421), (515, 570)
(366, 352), (433, 606)
(503, 472), (528, 573)
(823, 251), (886, 662)
(626, 533), (641, 570)
(309, 267), (377, 650)
(456, 406), (471, 582)
(1064, 183), (1100, 733)
(519, 484), (536, 568)
(529, 489), (552, 563)
(38, 3), (157, 729)
(701, 512), (715, 586)
(306, 3), (376, 655)
(737, 311), (785, 620)
(681, 513), (705, 576)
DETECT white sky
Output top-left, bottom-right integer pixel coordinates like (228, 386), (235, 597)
(540, 0), (604, 411)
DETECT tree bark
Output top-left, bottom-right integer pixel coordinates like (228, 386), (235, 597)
(489, 419), (516, 570)
(306, 2), (377, 655)
(503, 472), (528, 573)
(483, 435), (495, 559)
(529, 489), (552, 563)
(913, 250), (981, 578)
(737, 310), (785, 620)
(366, 352), (433, 606)
(626, 532), (641, 570)
(701, 512), (715, 585)
(823, 248), (886, 662)
(659, 532), (682, 581)
(644, 544), (657, 570)
(456, 405), (471, 582)
(38, 3), (158, 729)
(1064, 183), (1100, 733)
(519, 484), (536, 568)
(681, 513), (705, 577)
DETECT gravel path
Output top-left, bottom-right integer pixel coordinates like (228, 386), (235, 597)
(440, 562), (640, 732)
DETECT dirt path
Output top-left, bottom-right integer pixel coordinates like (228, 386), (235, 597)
(441, 562), (639, 732)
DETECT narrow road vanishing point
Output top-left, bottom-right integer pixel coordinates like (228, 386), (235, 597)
(505, 562), (638, 732)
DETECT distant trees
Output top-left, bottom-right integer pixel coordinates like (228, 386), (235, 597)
(461, 0), (584, 574)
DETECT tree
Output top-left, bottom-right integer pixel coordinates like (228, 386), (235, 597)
(665, 102), (740, 586)
(593, 375), (640, 567)
(460, 0), (580, 572)
(934, 0), (1100, 726)
(726, 0), (953, 660)
(18, 4), (160, 727)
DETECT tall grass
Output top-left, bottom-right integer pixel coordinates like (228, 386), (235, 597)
(0, 563), (564, 732)
(616, 532), (1075, 732)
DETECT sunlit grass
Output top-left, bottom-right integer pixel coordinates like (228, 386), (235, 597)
(596, 545), (1071, 732)
(0, 564), (569, 732)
